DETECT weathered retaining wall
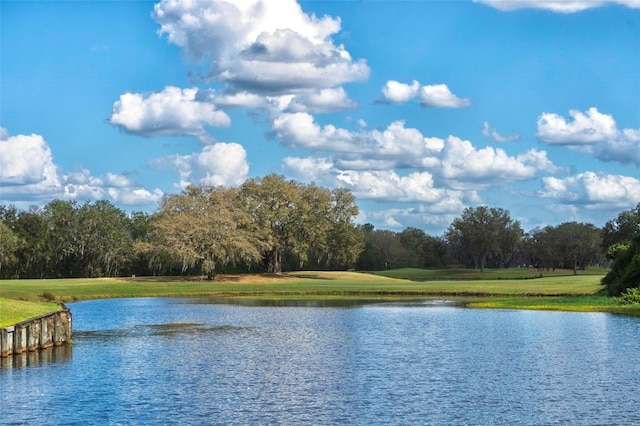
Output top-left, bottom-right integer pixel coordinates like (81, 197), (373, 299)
(0, 304), (72, 357)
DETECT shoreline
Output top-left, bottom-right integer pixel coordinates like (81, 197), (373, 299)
(2, 271), (638, 318)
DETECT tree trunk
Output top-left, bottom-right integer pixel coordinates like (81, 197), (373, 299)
(264, 247), (282, 274)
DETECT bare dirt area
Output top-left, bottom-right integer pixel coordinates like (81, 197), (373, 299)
(213, 274), (296, 284)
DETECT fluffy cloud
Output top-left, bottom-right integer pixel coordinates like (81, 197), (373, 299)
(381, 80), (421, 104)
(273, 115), (557, 189)
(539, 172), (640, 208)
(273, 113), (444, 161)
(420, 84), (471, 108)
(152, 0), (369, 95)
(364, 206), (464, 232)
(378, 80), (471, 108)
(441, 137), (559, 188)
(286, 87), (358, 113)
(537, 108), (618, 144)
(0, 130), (59, 187)
(62, 169), (164, 205)
(0, 128), (163, 206)
(109, 86), (230, 143)
(537, 108), (640, 167)
(476, 0), (640, 13)
(154, 142), (249, 189)
(282, 156), (478, 206)
(482, 121), (521, 142)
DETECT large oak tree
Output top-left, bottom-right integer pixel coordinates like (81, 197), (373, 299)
(152, 185), (266, 279)
(240, 175), (362, 273)
(446, 206), (523, 272)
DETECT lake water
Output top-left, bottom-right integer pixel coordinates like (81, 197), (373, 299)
(1, 298), (639, 425)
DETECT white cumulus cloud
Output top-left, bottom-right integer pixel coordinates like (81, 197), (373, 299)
(475, 0), (640, 13)
(537, 108), (640, 167)
(365, 205), (465, 232)
(286, 87), (358, 113)
(0, 129), (59, 187)
(154, 142), (250, 189)
(419, 84), (471, 108)
(381, 80), (421, 104)
(152, 0), (369, 95)
(282, 156), (478, 206)
(440, 136), (560, 189)
(0, 128), (163, 206)
(378, 80), (471, 108)
(536, 107), (618, 144)
(109, 86), (230, 143)
(539, 171), (640, 208)
(273, 115), (558, 190)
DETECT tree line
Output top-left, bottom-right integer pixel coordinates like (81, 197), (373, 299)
(1, 174), (637, 295)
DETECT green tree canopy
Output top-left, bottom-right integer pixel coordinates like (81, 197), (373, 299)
(240, 174), (361, 273)
(0, 220), (20, 274)
(152, 185), (266, 279)
(445, 206), (523, 272)
(602, 204), (640, 296)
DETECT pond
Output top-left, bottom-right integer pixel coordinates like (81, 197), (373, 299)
(1, 298), (639, 425)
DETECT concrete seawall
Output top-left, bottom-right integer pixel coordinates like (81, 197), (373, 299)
(0, 305), (72, 357)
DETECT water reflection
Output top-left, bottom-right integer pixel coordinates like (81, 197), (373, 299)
(0, 345), (72, 370)
(74, 323), (254, 340)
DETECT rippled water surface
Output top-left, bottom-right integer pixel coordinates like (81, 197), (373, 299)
(2, 298), (639, 425)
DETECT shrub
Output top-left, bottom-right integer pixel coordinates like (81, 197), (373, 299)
(614, 287), (640, 305)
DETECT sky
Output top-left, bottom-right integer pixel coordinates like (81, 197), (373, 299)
(1, 0), (639, 235)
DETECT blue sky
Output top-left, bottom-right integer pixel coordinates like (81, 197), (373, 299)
(2, 0), (639, 234)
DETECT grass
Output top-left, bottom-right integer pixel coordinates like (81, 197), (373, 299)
(0, 298), (64, 327)
(372, 267), (609, 281)
(467, 296), (640, 316)
(1, 268), (638, 321)
(0, 271), (604, 301)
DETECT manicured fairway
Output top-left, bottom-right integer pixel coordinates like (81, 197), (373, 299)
(0, 271), (604, 301)
(0, 298), (63, 327)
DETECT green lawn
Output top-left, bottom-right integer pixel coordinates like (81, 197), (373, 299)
(1, 269), (638, 321)
(0, 270), (604, 301)
(372, 267), (609, 281)
(0, 298), (63, 327)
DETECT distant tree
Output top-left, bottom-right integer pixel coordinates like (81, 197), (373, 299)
(357, 227), (409, 270)
(553, 222), (603, 275)
(0, 221), (20, 276)
(602, 204), (640, 296)
(42, 200), (82, 276)
(240, 175), (361, 273)
(356, 224), (386, 270)
(38, 200), (135, 277)
(602, 203), (640, 249)
(398, 227), (450, 269)
(322, 188), (364, 269)
(525, 222), (604, 274)
(446, 206), (523, 272)
(602, 233), (640, 296)
(129, 211), (152, 243)
(524, 227), (557, 270)
(14, 207), (56, 278)
(421, 234), (450, 268)
(399, 227), (428, 268)
(152, 185), (266, 280)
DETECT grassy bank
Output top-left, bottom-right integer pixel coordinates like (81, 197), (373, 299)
(372, 267), (609, 281)
(0, 298), (63, 327)
(1, 269), (637, 320)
